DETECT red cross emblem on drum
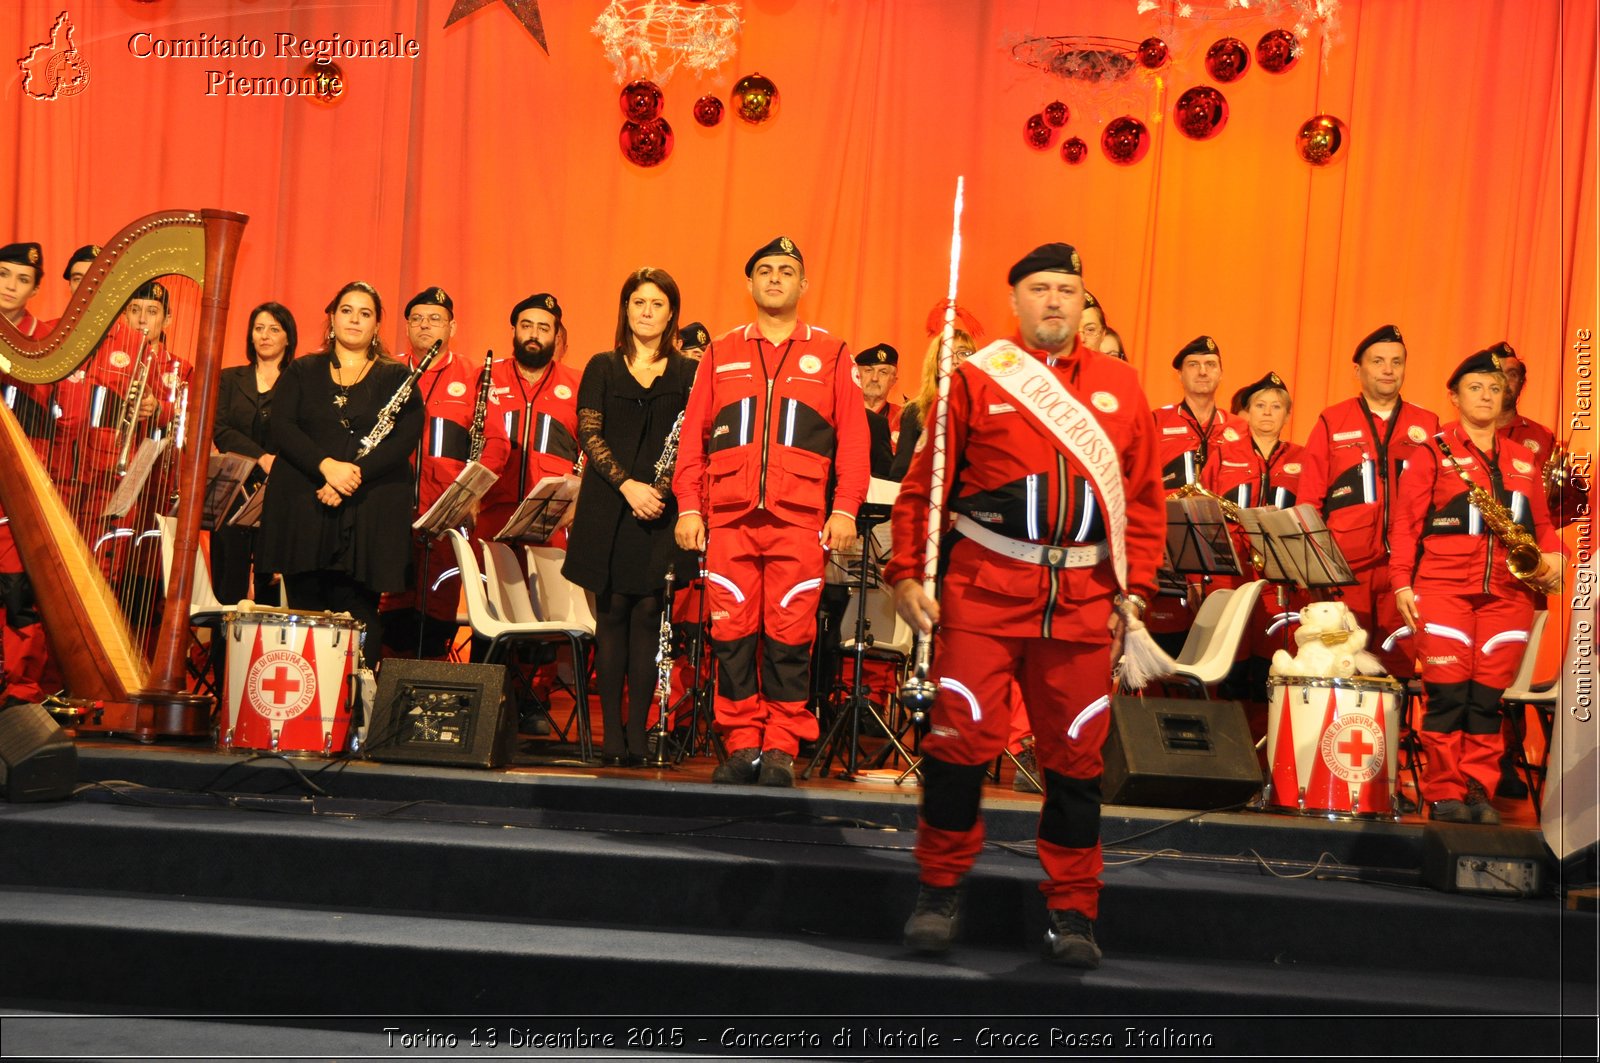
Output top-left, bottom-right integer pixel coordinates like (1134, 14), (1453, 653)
(1319, 712), (1384, 783)
(246, 648), (317, 721)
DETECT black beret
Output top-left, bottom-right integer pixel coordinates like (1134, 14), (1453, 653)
(744, 235), (803, 277)
(509, 292), (562, 326)
(1007, 242), (1082, 286)
(62, 244), (99, 280)
(131, 279), (169, 310)
(405, 286), (454, 320)
(855, 342), (898, 367)
(1231, 370), (1290, 414)
(1353, 323), (1405, 363)
(1171, 334), (1219, 370)
(1448, 346), (1509, 389)
(1083, 289), (1100, 309)
(679, 320), (711, 350)
(0, 242), (42, 277)
(1490, 340), (1519, 363)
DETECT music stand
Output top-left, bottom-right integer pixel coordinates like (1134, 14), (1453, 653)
(201, 453), (257, 531)
(802, 502), (918, 781)
(1162, 495), (1245, 582)
(412, 461), (499, 657)
(494, 474), (579, 543)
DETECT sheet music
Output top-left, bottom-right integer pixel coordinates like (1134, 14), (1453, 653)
(413, 460), (500, 535)
(227, 481), (267, 529)
(202, 452), (259, 530)
(494, 474), (579, 542)
(102, 437), (169, 518)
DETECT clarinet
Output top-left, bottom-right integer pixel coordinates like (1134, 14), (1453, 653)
(467, 350), (494, 462)
(647, 563), (679, 767)
(356, 340), (441, 459)
(651, 410), (686, 493)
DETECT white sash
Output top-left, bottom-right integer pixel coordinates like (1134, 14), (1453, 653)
(966, 340), (1130, 592)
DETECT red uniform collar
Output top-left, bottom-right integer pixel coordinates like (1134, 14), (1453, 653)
(741, 320), (815, 343)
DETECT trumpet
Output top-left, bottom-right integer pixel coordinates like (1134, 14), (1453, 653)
(113, 329), (153, 478)
(1435, 434), (1558, 595)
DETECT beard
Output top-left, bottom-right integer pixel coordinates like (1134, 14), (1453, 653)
(1030, 318), (1075, 351)
(513, 334), (555, 371)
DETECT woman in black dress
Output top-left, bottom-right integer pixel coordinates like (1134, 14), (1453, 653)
(255, 281), (423, 668)
(563, 267), (698, 766)
(211, 301), (296, 603)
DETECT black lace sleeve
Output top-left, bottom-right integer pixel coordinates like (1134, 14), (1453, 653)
(577, 406), (629, 488)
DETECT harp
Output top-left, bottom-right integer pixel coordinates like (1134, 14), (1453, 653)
(0, 209), (247, 738)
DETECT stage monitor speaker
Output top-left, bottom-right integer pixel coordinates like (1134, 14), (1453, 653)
(0, 703), (78, 802)
(1102, 696), (1261, 810)
(1421, 822), (1550, 896)
(365, 661), (515, 769)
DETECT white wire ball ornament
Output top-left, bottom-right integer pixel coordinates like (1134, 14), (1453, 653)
(591, 0), (742, 86)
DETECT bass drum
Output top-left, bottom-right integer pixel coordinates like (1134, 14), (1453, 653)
(219, 608), (364, 757)
(1264, 674), (1404, 819)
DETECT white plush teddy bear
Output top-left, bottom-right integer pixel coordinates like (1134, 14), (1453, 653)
(1270, 600), (1385, 678)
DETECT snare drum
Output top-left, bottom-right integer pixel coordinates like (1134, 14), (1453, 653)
(1264, 675), (1403, 819)
(220, 608), (364, 756)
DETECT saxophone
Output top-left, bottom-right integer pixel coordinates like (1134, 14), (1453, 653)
(467, 350), (494, 462)
(1434, 433), (1557, 594)
(113, 329), (153, 478)
(355, 340), (441, 459)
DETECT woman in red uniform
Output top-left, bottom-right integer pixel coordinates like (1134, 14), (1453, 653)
(1389, 348), (1563, 824)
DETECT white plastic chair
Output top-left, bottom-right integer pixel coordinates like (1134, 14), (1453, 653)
(448, 529), (594, 760)
(155, 513), (227, 696)
(1167, 580), (1268, 697)
(1502, 610), (1560, 804)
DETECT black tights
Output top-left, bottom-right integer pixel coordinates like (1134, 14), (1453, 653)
(283, 571), (383, 670)
(594, 589), (663, 758)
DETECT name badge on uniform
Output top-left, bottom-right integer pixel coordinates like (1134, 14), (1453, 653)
(1162, 426), (1188, 436)
(1332, 430), (1363, 442)
(718, 361), (751, 373)
(988, 403), (1015, 414)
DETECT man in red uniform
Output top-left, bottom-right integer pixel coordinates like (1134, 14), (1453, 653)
(1148, 335), (1244, 654)
(476, 293), (581, 546)
(1296, 324), (1438, 678)
(0, 242), (59, 705)
(1390, 348), (1562, 824)
(673, 236), (869, 787)
(890, 242), (1164, 968)
(379, 287), (510, 658)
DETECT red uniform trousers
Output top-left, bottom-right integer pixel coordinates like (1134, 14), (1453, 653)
(1412, 592), (1533, 802)
(914, 626), (1114, 918)
(705, 509), (824, 755)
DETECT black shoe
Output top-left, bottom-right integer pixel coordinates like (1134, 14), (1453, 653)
(1429, 798), (1474, 823)
(903, 884), (961, 954)
(1465, 778), (1502, 825)
(1394, 791), (1420, 815)
(599, 752), (626, 768)
(757, 749), (795, 787)
(622, 754), (648, 769)
(1044, 908), (1102, 969)
(711, 747), (761, 785)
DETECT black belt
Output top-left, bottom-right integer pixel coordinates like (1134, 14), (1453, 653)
(426, 417), (472, 462)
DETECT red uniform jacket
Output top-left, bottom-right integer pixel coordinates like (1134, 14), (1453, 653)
(478, 358), (580, 526)
(53, 321), (191, 486)
(1206, 435), (1305, 511)
(405, 348), (510, 514)
(674, 322), (869, 530)
(1498, 413), (1557, 462)
(1297, 396), (1438, 571)
(1153, 401), (1242, 491)
(887, 338), (1164, 642)
(1389, 422), (1559, 601)
(0, 311), (53, 571)
(874, 400), (905, 449)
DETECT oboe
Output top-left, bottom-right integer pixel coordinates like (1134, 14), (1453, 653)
(356, 339), (440, 459)
(647, 562), (679, 768)
(467, 350), (494, 462)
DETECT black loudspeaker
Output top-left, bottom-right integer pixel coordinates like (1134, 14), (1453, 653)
(1421, 822), (1550, 896)
(364, 661), (516, 769)
(1102, 696), (1262, 810)
(0, 703), (78, 802)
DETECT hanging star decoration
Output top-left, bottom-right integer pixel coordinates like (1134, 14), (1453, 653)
(445, 0), (548, 54)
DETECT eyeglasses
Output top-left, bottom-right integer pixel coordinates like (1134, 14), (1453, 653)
(409, 314), (446, 327)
